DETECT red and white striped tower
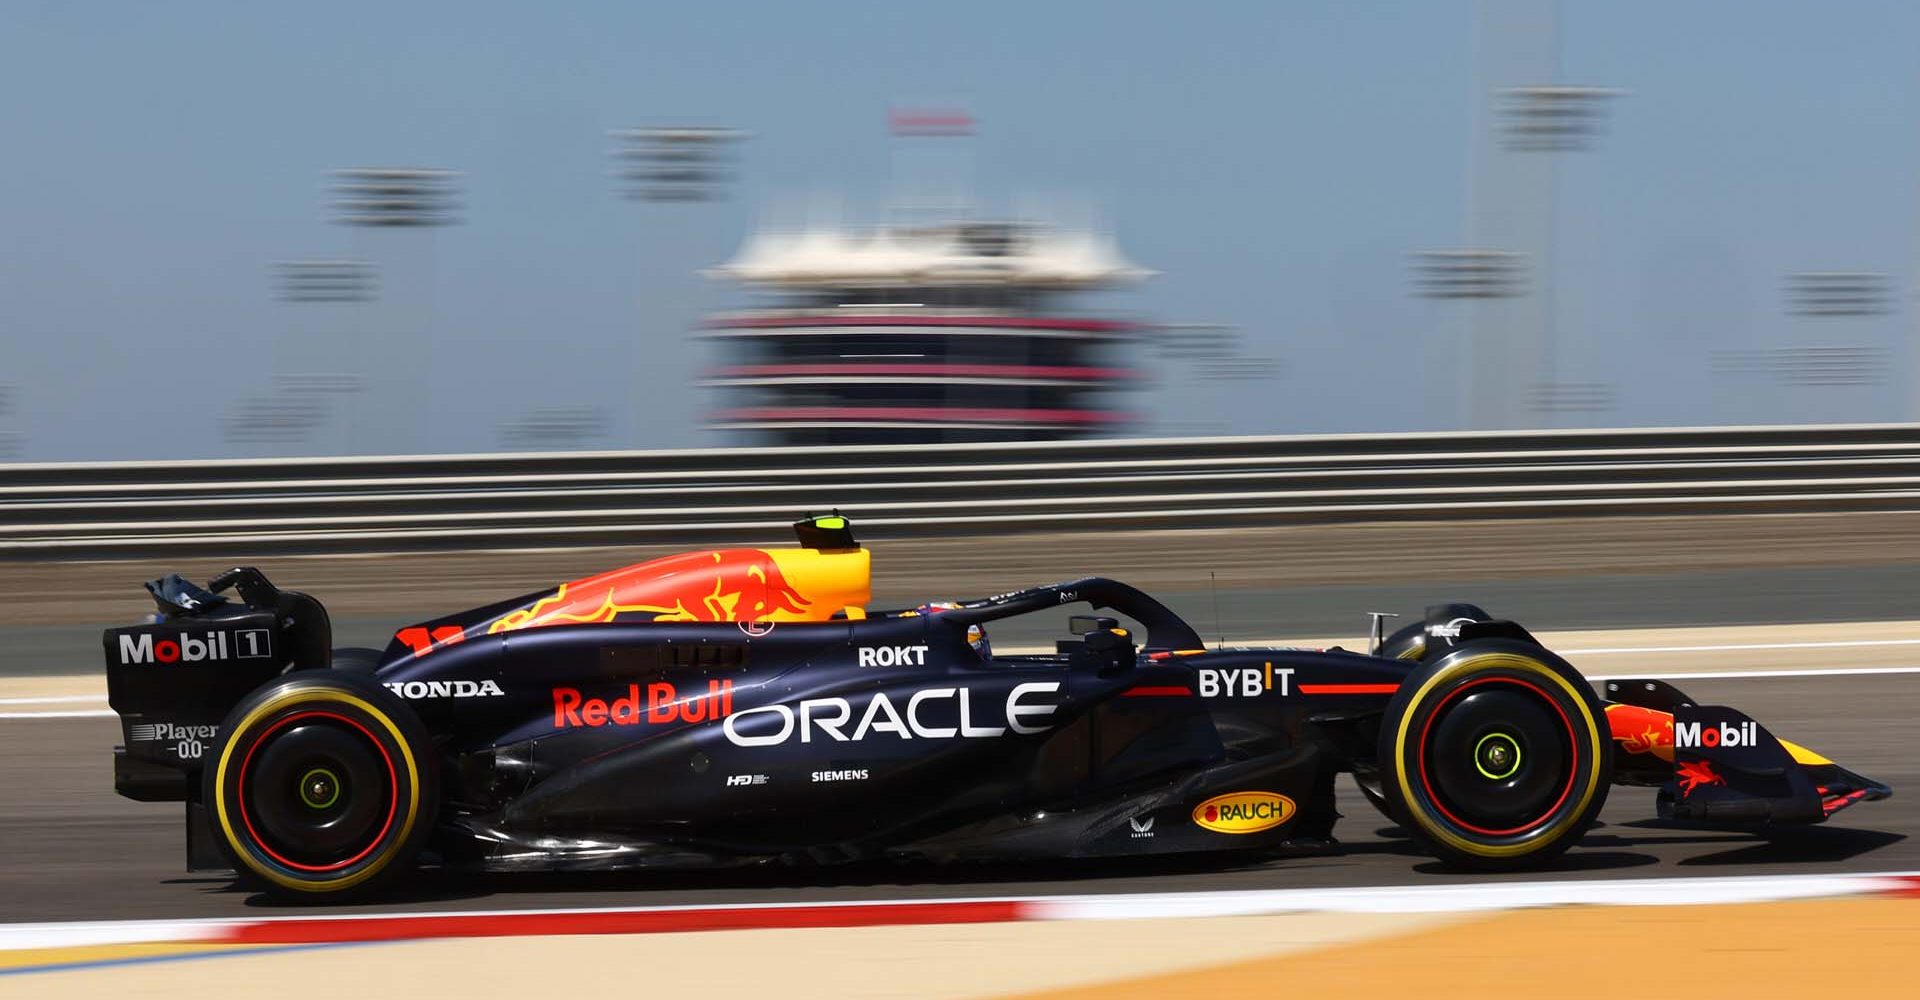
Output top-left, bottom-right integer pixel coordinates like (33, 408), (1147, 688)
(701, 111), (1152, 445)
(702, 218), (1152, 445)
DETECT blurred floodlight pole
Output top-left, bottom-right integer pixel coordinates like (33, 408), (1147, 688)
(1783, 271), (1891, 317)
(1411, 246), (1527, 432)
(607, 127), (746, 447)
(274, 260), (376, 303)
(244, 260), (378, 454)
(1410, 250), (1527, 299)
(1500, 85), (1617, 428)
(330, 168), (461, 226)
(1462, 0), (1618, 431)
(1497, 85), (1619, 153)
(0, 383), (18, 459)
(609, 127), (745, 202)
(329, 167), (461, 454)
(1775, 272), (1893, 422)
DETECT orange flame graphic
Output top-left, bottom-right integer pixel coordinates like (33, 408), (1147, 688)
(489, 549), (811, 634)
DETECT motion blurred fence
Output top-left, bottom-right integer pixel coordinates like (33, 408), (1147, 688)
(5, 424), (1920, 558)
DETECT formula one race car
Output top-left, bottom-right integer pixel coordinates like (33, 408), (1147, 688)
(102, 516), (1891, 900)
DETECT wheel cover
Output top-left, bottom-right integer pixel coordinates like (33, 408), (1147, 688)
(237, 711), (398, 872)
(1390, 652), (1605, 859)
(213, 689), (422, 892)
(1416, 678), (1575, 837)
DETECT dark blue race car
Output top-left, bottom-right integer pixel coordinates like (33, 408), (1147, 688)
(103, 516), (1889, 900)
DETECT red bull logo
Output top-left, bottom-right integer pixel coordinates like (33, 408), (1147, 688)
(489, 549), (814, 634)
(551, 680), (736, 728)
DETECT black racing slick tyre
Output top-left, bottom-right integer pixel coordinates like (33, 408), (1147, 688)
(1376, 639), (1611, 871)
(204, 671), (438, 901)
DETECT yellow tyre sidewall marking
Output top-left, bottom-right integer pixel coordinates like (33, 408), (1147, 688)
(1391, 652), (1604, 859)
(213, 689), (421, 893)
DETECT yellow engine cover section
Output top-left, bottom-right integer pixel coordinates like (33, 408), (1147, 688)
(487, 547), (871, 633)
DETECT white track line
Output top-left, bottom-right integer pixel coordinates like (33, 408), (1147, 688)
(0, 709), (115, 719)
(1587, 665), (1920, 682)
(0, 869), (1914, 951)
(1033, 869), (1920, 920)
(1564, 638), (1920, 655)
(0, 695), (107, 705)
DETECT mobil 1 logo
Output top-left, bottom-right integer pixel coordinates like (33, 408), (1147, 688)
(118, 628), (273, 665)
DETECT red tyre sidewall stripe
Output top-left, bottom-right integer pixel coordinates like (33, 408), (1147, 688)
(236, 709), (401, 874)
(1414, 676), (1580, 838)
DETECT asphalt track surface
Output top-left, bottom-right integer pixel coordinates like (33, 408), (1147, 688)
(2, 671), (1912, 923)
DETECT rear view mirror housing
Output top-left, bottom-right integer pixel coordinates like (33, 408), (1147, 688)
(1068, 615), (1118, 636)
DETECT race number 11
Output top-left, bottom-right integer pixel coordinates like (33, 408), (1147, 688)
(395, 625), (466, 655)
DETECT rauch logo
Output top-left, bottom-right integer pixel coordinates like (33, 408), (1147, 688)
(1191, 791), (1296, 834)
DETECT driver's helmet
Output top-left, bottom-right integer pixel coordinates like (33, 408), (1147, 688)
(966, 623), (991, 659)
(912, 601), (992, 657)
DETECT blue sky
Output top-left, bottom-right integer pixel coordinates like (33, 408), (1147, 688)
(3, 1), (1918, 459)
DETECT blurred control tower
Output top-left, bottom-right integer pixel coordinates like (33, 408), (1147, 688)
(701, 110), (1151, 445)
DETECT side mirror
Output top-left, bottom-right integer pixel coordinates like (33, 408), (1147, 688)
(1068, 615), (1118, 636)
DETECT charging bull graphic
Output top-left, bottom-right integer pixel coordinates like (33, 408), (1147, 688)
(489, 549), (814, 633)
(1604, 703), (1676, 761)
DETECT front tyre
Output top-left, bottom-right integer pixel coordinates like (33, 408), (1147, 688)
(204, 671), (438, 901)
(1377, 639), (1610, 870)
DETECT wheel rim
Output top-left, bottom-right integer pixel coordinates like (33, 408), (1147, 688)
(236, 711), (399, 873)
(1415, 676), (1577, 838)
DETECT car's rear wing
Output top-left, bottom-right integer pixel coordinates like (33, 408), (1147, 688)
(103, 568), (331, 801)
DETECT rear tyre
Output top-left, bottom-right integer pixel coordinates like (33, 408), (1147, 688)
(1376, 639), (1610, 870)
(204, 671), (437, 901)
